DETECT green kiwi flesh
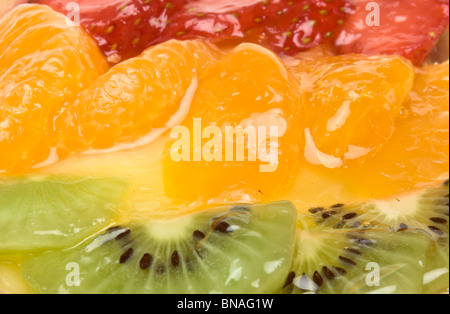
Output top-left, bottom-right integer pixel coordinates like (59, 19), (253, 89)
(287, 222), (431, 294)
(0, 175), (129, 254)
(284, 181), (449, 294)
(22, 201), (297, 294)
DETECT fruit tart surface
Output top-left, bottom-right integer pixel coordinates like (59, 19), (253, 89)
(0, 1), (449, 294)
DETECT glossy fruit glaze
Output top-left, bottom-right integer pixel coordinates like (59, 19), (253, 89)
(0, 2), (449, 294)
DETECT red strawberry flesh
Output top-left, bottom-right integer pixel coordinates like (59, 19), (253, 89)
(34, 0), (186, 63)
(335, 0), (450, 65)
(31, 0), (448, 65)
(157, 0), (352, 55)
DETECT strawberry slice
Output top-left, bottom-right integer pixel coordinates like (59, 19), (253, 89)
(262, 0), (353, 54)
(335, 0), (450, 65)
(33, 0), (186, 63)
(156, 0), (353, 55)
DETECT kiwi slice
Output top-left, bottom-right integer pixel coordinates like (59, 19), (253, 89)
(284, 181), (449, 294)
(22, 202), (297, 294)
(310, 181), (449, 293)
(286, 218), (431, 294)
(0, 175), (130, 254)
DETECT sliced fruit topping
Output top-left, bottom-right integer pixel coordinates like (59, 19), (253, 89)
(33, 0), (187, 64)
(333, 61), (449, 198)
(158, 0), (352, 55)
(335, 0), (450, 65)
(35, 0), (353, 60)
(22, 202), (297, 294)
(290, 54), (415, 167)
(320, 182), (450, 294)
(287, 225), (431, 294)
(287, 181), (449, 294)
(0, 4), (109, 173)
(163, 43), (303, 203)
(0, 175), (130, 254)
(55, 40), (223, 156)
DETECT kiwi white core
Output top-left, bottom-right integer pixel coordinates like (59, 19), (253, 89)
(372, 192), (422, 222)
(141, 215), (196, 241)
(296, 231), (324, 258)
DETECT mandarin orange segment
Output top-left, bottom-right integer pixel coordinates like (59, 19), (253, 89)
(287, 61), (449, 203)
(290, 54), (415, 167)
(349, 61), (449, 196)
(163, 43), (304, 203)
(55, 40), (224, 154)
(409, 61), (450, 116)
(0, 4), (109, 173)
